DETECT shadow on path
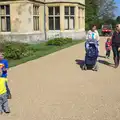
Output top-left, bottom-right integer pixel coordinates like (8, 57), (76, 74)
(98, 55), (106, 58)
(75, 59), (84, 69)
(98, 60), (114, 68)
(75, 59), (114, 69)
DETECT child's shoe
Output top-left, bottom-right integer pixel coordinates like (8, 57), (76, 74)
(7, 94), (12, 99)
(5, 110), (10, 114)
(4, 107), (10, 114)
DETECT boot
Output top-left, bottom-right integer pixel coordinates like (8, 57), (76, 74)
(114, 57), (119, 68)
(117, 58), (120, 66)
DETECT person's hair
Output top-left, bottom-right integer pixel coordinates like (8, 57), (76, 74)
(116, 23), (120, 26)
(0, 52), (4, 56)
(116, 24), (120, 29)
(107, 37), (111, 41)
(90, 24), (97, 30)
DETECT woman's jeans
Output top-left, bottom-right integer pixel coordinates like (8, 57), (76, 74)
(112, 45), (120, 65)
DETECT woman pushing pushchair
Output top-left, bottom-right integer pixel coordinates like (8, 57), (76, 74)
(82, 25), (100, 71)
(86, 25), (100, 47)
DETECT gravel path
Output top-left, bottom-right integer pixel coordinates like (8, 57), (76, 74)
(1, 37), (120, 120)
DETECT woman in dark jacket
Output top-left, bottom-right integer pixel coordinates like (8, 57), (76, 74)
(112, 24), (120, 68)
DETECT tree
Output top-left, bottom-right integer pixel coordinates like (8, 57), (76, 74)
(85, 0), (98, 29)
(85, 0), (117, 30)
(116, 16), (120, 23)
(97, 0), (116, 19)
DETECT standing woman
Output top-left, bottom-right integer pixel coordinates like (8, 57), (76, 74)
(86, 25), (100, 51)
(86, 25), (100, 41)
(111, 24), (120, 68)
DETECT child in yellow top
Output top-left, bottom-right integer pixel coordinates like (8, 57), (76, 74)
(0, 77), (10, 114)
(0, 78), (8, 95)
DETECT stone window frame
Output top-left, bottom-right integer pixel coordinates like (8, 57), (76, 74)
(0, 5), (11, 32)
(48, 6), (60, 30)
(64, 6), (75, 30)
(81, 8), (85, 27)
(33, 5), (40, 31)
(78, 7), (81, 29)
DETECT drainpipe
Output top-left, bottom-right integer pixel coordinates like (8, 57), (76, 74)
(44, 0), (47, 40)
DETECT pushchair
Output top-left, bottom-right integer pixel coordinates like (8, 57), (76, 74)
(82, 39), (99, 71)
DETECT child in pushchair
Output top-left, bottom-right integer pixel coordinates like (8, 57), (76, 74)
(82, 39), (99, 71)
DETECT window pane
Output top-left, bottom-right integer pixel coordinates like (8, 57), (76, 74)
(64, 17), (69, 30)
(33, 6), (35, 15)
(78, 17), (80, 29)
(33, 6), (39, 15)
(1, 17), (6, 31)
(78, 7), (80, 17)
(55, 7), (60, 15)
(35, 17), (37, 30)
(6, 16), (11, 31)
(65, 6), (69, 15)
(70, 7), (74, 15)
(49, 7), (53, 15)
(36, 17), (39, 30)
(55, 17), (60, 30)
(69, 17), (74, 29)
(82, 9), (84, 17)
(36, 6), (39, 15)
(33, 16), (36, 30)
(49, 17), (54, 30)
(35, 6), (37, 15)
(6, 5), (10, 15)
(1, 5), (5, 15)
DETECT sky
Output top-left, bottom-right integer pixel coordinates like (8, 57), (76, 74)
(114, 0), (120, 17)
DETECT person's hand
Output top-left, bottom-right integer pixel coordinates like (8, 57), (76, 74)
(118, 47), (120, 51)
(0, 69), (2, 76)
(2, 67), (7, 72)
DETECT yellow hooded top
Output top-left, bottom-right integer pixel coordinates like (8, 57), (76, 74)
(0, 78), (8, 95)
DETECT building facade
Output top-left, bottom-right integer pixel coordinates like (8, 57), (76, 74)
(0, 0), (85, 43)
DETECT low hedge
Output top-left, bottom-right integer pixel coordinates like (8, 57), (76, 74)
(46, 38), (72, 46)
(0, 41), (35, 60)
(0, 37), (73, 60)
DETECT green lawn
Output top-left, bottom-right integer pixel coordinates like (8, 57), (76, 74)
(9, 40), (84, 67)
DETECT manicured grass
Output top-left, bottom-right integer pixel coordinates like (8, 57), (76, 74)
(9, 40), (84, 67)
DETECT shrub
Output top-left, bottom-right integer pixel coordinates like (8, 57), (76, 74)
(1, 41), (34, 60)
(0, 37), (73, 60)
(0, 42), (4, 52)
(46, 39), (54, 45)
(3, 42), (26, 59)
(53, 38), (65, 46)
(46, 38), (72, 46)
(65, 38), (72, 43)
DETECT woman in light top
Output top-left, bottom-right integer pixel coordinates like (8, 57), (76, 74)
(86, 25), (100, 52)
(86, 25), (100, 41)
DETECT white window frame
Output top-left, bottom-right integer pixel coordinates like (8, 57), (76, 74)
(81, 8), (85, 27)
(0, 5), (11, 32)
(33, 5), (40, 31)
(64, 6), (75, 30)
(48, 6), (60, 30)
(78, 7), (81, 29)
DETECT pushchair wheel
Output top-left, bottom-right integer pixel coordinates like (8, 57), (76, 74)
(82, 64), (87, 70)
(92, 64), (98, 71)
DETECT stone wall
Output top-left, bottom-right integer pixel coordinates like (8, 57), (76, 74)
(47, 30), (86, 40)
(0, 30), (86, 43)
(0, 33), (45, 43)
